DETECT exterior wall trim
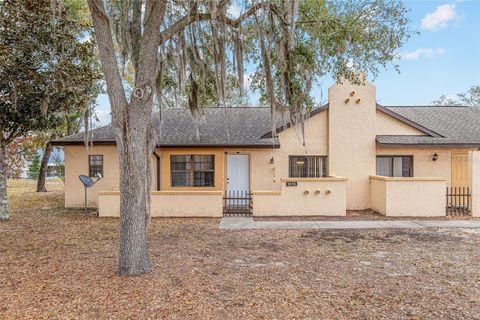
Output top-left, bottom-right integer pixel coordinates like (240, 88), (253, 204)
(251, 190), (282, 195)
(377, 141), (480, 148)
(52, 141), (281, 148)
(369, 175), (446, 182)
(51, 141), (116, 146)
(280, 176), (348, 182)
(99, 190), (223, 196)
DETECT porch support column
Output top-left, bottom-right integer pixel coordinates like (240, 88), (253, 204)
(468, 151), (480, 217)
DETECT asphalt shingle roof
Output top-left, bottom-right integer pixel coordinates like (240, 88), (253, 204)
(53, 107), (281, 147)
(378, 106), (480, 146)
(52, 105), (480, 147)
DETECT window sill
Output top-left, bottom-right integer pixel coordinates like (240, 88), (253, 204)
(281, 176), (347, 182)
(369, 175), (446, 182)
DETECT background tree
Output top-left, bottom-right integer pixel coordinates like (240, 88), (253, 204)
(27, 154), (41, 180)
(0, 0), (99, 220)
(458, 85), (480, 108)
(36, 96), (101, 193)
(51, 152), (66, 182)
(432, 85), (479, 107)
(35, 0), (102, 193)
(431, 95), (461, 106)
(6, 136), (38, 179)
(87, 0), (412, 275)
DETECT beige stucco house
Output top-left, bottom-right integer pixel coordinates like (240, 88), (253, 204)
(53, 81), (480, 217)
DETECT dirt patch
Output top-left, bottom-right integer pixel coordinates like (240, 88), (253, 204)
(1, 180), (480, 319)
(300, 228), (470, 244)
(255, 209), (477, 221)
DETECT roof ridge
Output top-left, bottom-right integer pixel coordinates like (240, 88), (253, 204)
(376, 104), (444, 138)
(385, 105), (471, 108)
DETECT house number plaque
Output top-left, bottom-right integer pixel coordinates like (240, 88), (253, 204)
(286, 181), (298, 187)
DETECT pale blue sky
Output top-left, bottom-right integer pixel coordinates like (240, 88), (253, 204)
(94, 0), (480, 126)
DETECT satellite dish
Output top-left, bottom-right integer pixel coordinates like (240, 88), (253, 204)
(79, 174), (102, 216)
(79, 175), (94, 188)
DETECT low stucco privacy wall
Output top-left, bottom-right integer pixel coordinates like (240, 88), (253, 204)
(370, 175), (446, 217)
(469, 151), (480, 217)
(99, 178), (347, 217)
(98, 191), (223, 217)
(252, 177), (347, 216)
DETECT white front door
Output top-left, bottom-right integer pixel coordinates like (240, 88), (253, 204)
(227, 155), (250, 202)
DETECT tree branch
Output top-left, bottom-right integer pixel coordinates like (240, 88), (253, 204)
(159, 2), (272, 44)
(132, 0), (166, 94)
(87, 0), (127, 128)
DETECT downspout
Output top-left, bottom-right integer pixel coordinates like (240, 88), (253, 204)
(153, 151), (160, 191)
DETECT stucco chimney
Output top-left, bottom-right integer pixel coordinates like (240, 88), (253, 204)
(327, 79), (376, 210)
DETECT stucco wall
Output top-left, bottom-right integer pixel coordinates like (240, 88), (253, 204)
(64, 145), (119, 207)
(328, 81), (376, 210)
(252, 177), (347, 216)
(223, 111), (329, 192)
(370, 178), (386, 214)
(64, 145), (158, 208)
(98, 191), (223, 217)
(376, 110), (426, 135)
(376, 147), (477, 187)
(370, 176), (446, 216)
(222, 148), (278, 191)
(469, 151), (480, 217)
(159, 147), (225, 191)
(273, 111), (329, 186)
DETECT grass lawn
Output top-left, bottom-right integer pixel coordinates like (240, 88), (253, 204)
(1, 180), (480, 319)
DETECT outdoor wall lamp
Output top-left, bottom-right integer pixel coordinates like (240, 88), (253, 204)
(269, 157), (275, 164)
(432, 153), (439, 161)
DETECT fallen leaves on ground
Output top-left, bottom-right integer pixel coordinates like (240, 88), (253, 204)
(1, 180), (480, 319)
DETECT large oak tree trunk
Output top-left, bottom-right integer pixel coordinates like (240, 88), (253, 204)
(87, 0), (165, 275)
(36, 143), (52, 192)
(116, 104), (155, 275)
(0, 142), (8, 221)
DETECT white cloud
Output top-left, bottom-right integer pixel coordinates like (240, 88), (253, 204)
(401, 48), (445, 60)
(421, 4), (461, 30)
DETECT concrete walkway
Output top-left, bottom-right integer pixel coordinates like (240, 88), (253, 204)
(219, 217), (480, 230)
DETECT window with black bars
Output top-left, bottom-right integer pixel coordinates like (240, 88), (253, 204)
(376, 156), (413, 177)
(289, 156), (327, 178)
(171, 155), (214, 187)
(88, 155), (103, 178)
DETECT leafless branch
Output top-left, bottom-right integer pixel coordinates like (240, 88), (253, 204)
(159, 2), (275, 44)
